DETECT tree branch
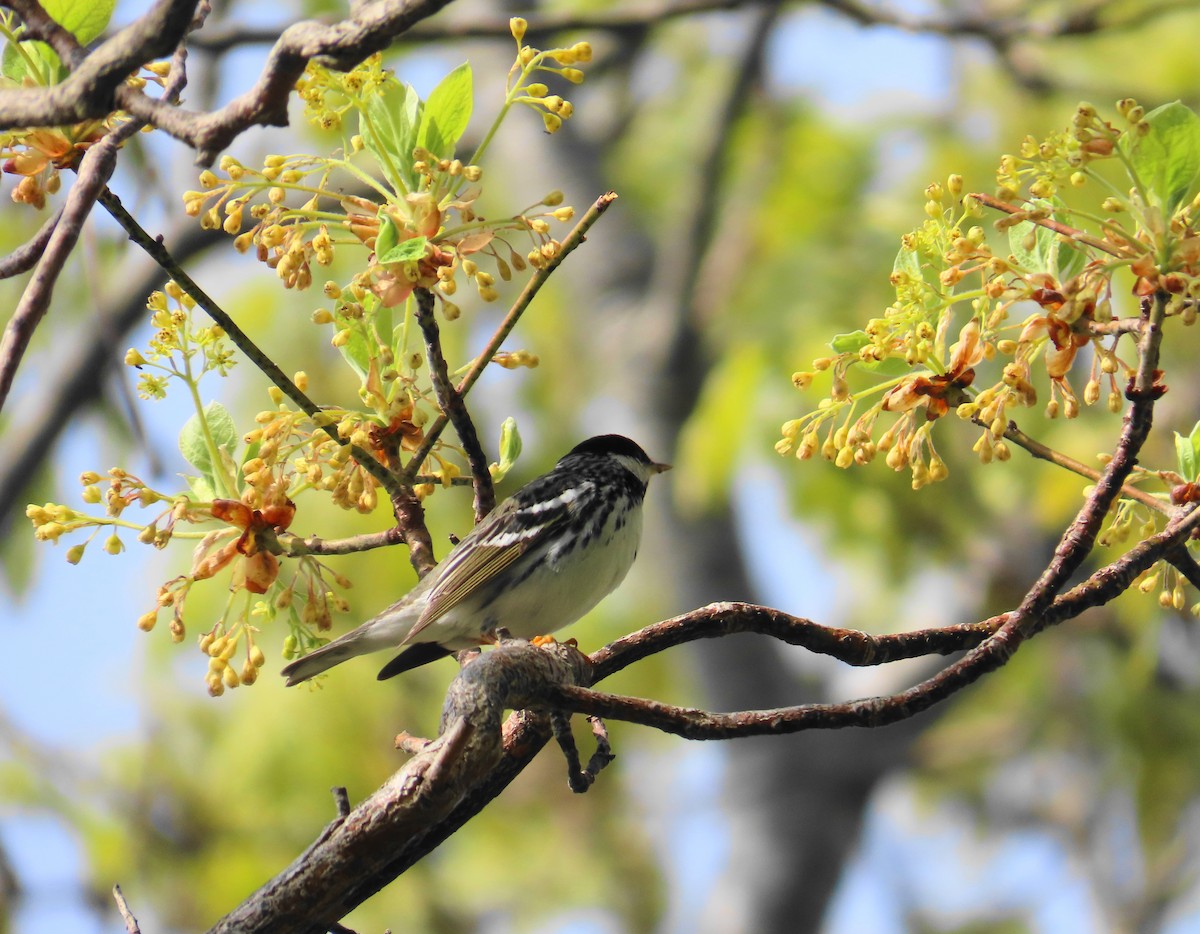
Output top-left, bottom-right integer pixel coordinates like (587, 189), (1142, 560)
(209, 640), (590, 934)
(0, 207), (62, 279)
(413, 286), (494, 521)
(0, 0), (199, 128)
(0, 132), (121, 413)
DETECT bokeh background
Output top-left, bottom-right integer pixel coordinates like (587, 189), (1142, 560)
(3, 1), (1200, 932)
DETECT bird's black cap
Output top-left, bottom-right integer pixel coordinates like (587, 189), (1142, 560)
(567, 434), (653, 463)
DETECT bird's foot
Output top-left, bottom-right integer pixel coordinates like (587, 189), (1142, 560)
(455, 647), (482, 667)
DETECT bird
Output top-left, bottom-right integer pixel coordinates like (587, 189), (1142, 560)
(280, 434), (669, 685)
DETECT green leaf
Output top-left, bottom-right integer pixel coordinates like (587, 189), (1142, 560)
(375, 214), (399, 260)
(178, 401), (238, 490)
(1174, 421), (1200, 481)
(829, 330), (870, 354)
(372, 296), (393, 351)
(378, 236), (427, 264)
(417, 62), (472, 160)
(828, 329), (908, 375)
(360, 80), (421, 193)
(891, 242), (941, 309)
(183, 474), (216, 502)
(2, 39), (64, 85)
(42, 0), (116, 43)
(1008, 199), (1085, 280)
(334, 323), (372, 380)
(1120, 101), (1200, 212)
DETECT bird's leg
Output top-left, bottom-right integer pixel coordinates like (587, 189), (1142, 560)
(454, 647), (482, 667)
(548, 709), (617, 793)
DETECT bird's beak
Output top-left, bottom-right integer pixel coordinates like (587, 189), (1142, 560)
(652, 460), (672, 474)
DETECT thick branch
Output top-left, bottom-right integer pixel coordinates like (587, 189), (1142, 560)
(0, 0), (198, 128)
(209, 641), (590, 934)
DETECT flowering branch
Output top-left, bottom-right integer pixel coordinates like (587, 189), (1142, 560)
(403, 190), (618, 480)
(94, 185), (439, 573)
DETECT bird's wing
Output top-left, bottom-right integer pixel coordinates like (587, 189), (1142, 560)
(404, 481), (589, 642)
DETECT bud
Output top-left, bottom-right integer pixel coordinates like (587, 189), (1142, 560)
(509, 17), (527, 41)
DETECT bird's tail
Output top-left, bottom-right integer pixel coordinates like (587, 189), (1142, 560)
(281, 622), (402, 686)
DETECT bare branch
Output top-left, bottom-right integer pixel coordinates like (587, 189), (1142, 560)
(0, 133), (121, 413)
(996, 417), (1169, 514)
(413, 286), (495, 521)
(112, 884), (141, 934)
(119, 0), (458, 165)
(0, 207), (62, 279)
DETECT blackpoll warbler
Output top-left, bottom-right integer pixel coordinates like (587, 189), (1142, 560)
(281, 434), (669, 685)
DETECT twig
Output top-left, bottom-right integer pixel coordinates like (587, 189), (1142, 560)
(0, 133), (121, 413)
(117, 0), (459, 165)
(113, 884), (141, 934)
(187, 0), (1195, 49)
(968, 191), (1128, 258)
(404, 190), (618, 479)
(589, 603), (1001, 682)
(412, 287), (494, 521)
(995, 417), (1169, 514)
(0, 207), (62, 279)
(267, 526), (406, 557)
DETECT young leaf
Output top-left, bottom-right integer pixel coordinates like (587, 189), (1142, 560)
(184, 474), (217, 502)
(1174, 420), (1200, 482)
(375, 214), (399, 261)
(179, 401), (238, 490)
(830, 330), (871, 354)
(360, 81), (421, 193)
(377, 236), (428, 265)
(417, 62), (473, 160)
(498, 417), (522, 472)
(334, 323), (372, 380)
(1120, 101), (1200, 212)
(2, 40), (65, 85)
